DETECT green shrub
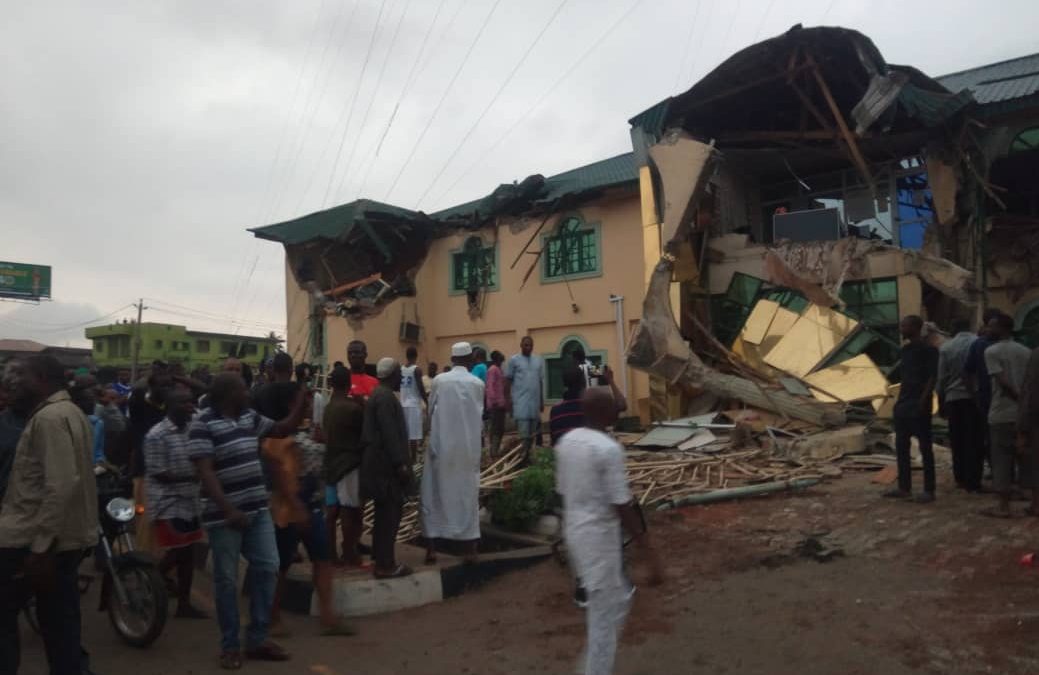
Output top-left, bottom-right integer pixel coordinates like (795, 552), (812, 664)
(489, 448), (557, 532)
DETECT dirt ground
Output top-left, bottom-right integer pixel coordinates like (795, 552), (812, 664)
(18, 469), (1039, 675)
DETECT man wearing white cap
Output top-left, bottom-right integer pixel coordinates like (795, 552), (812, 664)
(360, 358), (414, 578)
(421, 342), (485, 564)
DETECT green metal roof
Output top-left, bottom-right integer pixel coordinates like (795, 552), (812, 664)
(937, 53), (1039, 105)
(251, 154), (639, 246)
(250, 199), (423, 245)
(432, 152), (638, 220)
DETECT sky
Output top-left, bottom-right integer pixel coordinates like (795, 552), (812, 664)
(2, 0), (1037, 347)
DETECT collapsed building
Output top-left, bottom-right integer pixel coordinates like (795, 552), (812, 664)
(251, 24), (1039, 425)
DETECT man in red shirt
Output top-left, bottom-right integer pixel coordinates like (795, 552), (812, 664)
(347, 341), (378, 399)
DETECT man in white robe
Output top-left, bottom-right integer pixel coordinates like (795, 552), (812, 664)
(421, 341), (485, 563)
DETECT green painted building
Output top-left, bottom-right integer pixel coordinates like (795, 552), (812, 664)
(85, 322), (279, 372)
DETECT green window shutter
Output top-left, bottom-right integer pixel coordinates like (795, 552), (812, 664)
(544, 217), (599, 279)
(451, 239), (497, 292)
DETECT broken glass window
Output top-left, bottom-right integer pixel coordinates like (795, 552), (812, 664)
(709, 273), (764, 346)
(839, 278), (899, 325)
(544, 216), (600, 279)
(451, 236), (497, 293)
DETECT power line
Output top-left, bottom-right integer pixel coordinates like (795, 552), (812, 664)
(354, 0), (449, 200)
(4, 304), (135, 334)
(268, 0), (359, 222)
(677, 0), (714, 89)
(320, 0), (391, 208)
(229, 0), (333, 320)
(413, 0), (570, 209)
(721, 0), (742, 55)
(673, 0), (701, 91)
(819, 0), (837, 24)
(429, 0), (644, 208)
(383, 0), (504, 203)
(255, 0), (329, 226)
(333, 0), (414, 202)
(147, 306), (284, 333)
(754, 0), (777, 41)
(145, 298), (284, 327)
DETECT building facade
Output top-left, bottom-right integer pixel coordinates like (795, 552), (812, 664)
(254, 154), (654, 417)
(85, 322), (278, 372)
(253, 26), (1038, 422)
(0, 339), (92, 369)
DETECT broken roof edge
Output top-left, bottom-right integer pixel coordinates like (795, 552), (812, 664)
(431, 151), (639, 223)
(630, 24), (973, 140)
(250, 154), (641, 246)
(249, 198), (429, 245)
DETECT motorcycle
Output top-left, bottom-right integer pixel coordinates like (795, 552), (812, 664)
(23, 465), (168, 648)
(93, 464), (168, 647)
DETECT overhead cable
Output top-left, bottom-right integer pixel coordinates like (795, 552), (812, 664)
(429, 0), (644, 208)
(413, 0), (570, 209)
(382, 0), (504, 203)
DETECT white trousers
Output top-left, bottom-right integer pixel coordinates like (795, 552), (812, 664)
(581, 585), (632, 675)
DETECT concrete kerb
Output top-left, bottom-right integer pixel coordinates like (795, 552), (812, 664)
(198, 537), (554, 619)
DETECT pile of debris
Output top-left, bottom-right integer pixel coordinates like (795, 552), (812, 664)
(622, 409), (881, 510)
(365, 443), (528, 543)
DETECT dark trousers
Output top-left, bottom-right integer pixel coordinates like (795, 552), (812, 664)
(894, 414), (936, 494)
(372, 497), (403, 570)
(488, 408), (506, 456)
(947, 399), (984, 490)
(1, 548), (87, 675)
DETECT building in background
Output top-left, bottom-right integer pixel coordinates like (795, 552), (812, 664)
(85, 322), (279, 372)
(0, 338), (92, 369)
(250, 26), (1039, 422)
(251, 154), (652, 418)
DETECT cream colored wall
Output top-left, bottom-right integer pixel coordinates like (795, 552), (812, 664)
(289, 192), (650, 412)
(284, 261), (311, 363)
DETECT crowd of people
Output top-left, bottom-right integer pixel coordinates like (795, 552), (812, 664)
(888, 311), (1039, 518)
(0, 331), (659, 674)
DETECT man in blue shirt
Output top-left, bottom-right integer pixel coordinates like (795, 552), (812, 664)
(505, 336), (544, 461)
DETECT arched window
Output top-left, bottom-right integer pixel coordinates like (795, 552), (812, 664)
(1010, 127), (1039, 154)
(544, 335), (606, 400)
(542, 215), (602, 282)
(450, 236), (498, 294)
(1016, 300), (1039, 348)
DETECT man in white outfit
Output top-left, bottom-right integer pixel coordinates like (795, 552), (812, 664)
(420, 341), (484, 564)
(555, 387), (664, 675)
(399, 346), (428, 462)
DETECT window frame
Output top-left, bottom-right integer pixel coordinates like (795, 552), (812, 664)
(540, 214), (603, 284)
(542, 335), (607, 403)
(448, 236), (500, 296)
(196, 340), (210, 354)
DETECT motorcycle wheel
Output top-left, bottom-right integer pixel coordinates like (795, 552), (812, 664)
(23, 598), (40, 634)
(107, 564), (168, 648)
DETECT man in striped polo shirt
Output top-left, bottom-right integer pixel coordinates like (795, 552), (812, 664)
(189, 372), (306, 669)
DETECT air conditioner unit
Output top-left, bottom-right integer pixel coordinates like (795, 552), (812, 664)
(399, 321), (420, 343)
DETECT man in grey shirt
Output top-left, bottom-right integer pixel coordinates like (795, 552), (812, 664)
(505, 336), (545, 461)
(983, 313), (1031, 517)
(937, 318), (981, 490)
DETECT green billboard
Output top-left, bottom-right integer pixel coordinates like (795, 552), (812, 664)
(0, 262), (52, 300)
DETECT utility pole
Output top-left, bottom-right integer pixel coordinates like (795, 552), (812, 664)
(130, 298), (148, 383)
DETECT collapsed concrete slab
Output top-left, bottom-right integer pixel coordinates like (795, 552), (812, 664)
(628, 257), (846, 427)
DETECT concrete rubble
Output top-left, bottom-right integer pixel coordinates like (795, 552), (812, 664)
(617, 25), (988, 506)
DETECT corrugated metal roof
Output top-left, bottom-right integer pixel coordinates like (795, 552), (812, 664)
(542, 152), (638, 200)
(250, 199), (422, 245)
(432, 152), (638, 220)
(0, 339), (47, 353)
(937, 52), (1039, 105)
